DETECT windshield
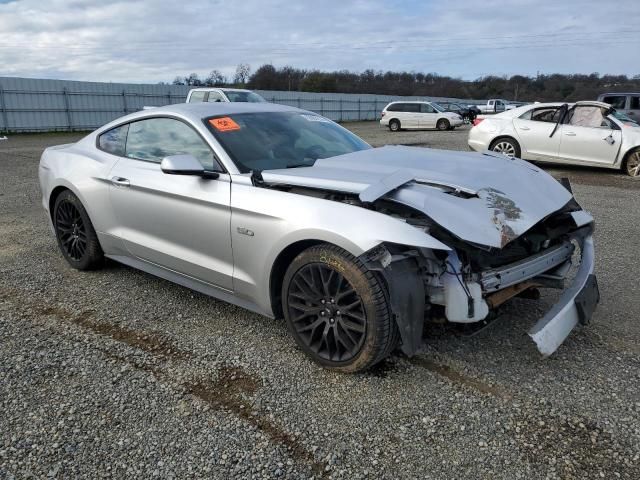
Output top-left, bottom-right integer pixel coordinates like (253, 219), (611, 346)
(431, 103), (445, 112)
(223, 91), (266, 103)
(611, 110), (639, 127)
(205, 112), (371, 172)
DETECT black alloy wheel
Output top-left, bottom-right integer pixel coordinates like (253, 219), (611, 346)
(56, 199), (87, 261)
(286, 262), (366, 362)
(53, 190), (104, 270)
(282, 244), (399, 372)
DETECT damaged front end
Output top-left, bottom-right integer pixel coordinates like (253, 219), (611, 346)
(258, 147), (599, 357)
(361, 200), (598, 358)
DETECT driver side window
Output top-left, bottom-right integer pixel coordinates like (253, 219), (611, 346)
(125, 118), (219, 170)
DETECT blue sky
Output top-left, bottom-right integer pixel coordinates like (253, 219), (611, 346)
(0, 0), (638, 83)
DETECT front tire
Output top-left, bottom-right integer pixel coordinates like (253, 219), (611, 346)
(490, 137), (521, 158)
(436, 119), (450, 131)
(53, 190), (104, 270)
(623, 149), (640, 177)
(282, 244), (398, 372)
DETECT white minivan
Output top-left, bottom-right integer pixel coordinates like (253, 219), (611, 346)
(380, 101), (463, 131)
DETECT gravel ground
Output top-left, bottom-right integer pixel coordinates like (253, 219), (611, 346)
(1, 126), (639, 479)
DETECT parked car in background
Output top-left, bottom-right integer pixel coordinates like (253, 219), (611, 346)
(436, 102), (481, 123)
(39, 102), (598, 371)
(468, 101), (640, 176)
(186, 88), (267, 103)
(475, 99), (517, 114)
(380, 101), (463, 131)
(597, 92), (640, 122)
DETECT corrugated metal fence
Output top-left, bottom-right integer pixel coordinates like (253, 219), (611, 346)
(0, 76), (483, 133)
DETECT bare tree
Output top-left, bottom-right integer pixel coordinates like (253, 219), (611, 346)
(233, 63), (251, 85)
(185, 73), (203, 86)
(206, 70), (227, 87)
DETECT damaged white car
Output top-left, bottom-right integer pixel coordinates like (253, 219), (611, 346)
(469, 100), (640, 176)
(39, 103), (599, 372)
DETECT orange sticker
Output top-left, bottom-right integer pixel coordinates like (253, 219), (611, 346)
(209, 117), (241, 132)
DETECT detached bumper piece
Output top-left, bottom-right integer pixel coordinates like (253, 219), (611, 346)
(528, 235), (599, 356)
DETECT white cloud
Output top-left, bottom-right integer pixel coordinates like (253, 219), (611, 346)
(0, 0), (638, 82)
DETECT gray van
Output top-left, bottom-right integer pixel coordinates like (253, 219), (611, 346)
(597, 93), (640, 121)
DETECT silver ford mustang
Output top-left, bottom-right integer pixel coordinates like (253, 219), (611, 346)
(39, 102), (599, 372)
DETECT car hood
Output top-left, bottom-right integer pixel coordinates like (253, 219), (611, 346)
(261, 146), (573, 249)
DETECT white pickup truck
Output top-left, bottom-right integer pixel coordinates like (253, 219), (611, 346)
(476, 99), (517, 113)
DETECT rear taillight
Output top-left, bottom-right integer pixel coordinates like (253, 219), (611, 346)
(381, 111), (386, 117)
(472, 118), (484, 126)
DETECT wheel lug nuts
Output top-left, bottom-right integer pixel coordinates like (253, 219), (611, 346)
(330, 298), (335, 303)
(330, 318), (335, 324)
(336, 310), (341, 315)
(320, 311), (325, 316)
(321, 299), (325, 304)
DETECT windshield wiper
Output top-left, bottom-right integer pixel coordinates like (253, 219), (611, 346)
(286, 162), (315, 169)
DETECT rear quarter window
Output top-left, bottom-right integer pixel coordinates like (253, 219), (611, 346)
(97, 124), (129, 156)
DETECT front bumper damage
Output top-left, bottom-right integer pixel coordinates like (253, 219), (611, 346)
(365, 223), (598, 358)
(528, 234), (598, 355)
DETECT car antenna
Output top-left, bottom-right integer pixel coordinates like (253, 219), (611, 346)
(549, 104), (569, 138)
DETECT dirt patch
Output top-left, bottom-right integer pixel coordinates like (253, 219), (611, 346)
(1, 285), (328, 477)
(186, 366), (329, 478)
(0, 286), (190, 361)
(84, 311), (188, 360)
(364, 359), (398, 378)
(410, 356), (512, 400)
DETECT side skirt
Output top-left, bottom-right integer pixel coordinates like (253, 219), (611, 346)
(106, 254), (273, 319)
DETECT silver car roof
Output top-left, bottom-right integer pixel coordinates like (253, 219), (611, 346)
(94, 102), (304, 134)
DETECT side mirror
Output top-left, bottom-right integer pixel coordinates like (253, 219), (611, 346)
(160, 154), (219, 179)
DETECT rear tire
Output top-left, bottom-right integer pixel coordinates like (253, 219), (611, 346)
(436, 119), (450, 131)
(490, 137), (521, 158)
(389, 119), (400, 132)
(623, 149), (640, 177)
(53, 190), (104, 270)
(282, 244), (399, 372)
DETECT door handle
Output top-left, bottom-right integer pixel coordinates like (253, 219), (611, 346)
(519, 126), (530, 131)
(564, 132), (576, 136)
(111, 176), (130, 187)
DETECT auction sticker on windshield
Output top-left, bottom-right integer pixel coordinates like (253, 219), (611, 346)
(209, 117), (241, 132)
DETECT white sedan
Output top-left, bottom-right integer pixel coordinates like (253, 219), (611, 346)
(468, 101), (640, 177)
